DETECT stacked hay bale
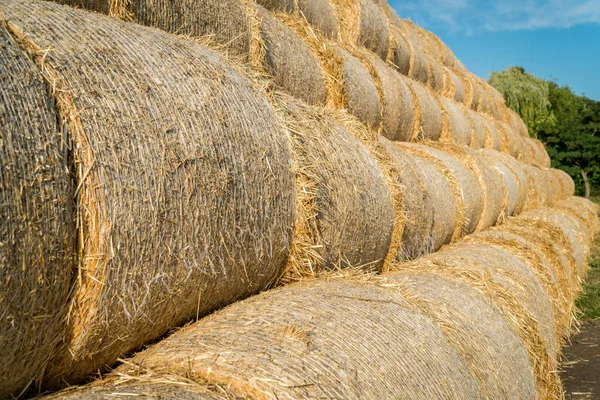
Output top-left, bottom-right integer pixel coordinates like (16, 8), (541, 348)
(44, 197), (598, 400)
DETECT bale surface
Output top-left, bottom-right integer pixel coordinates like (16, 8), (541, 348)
(439, 96), (471, 146)
(0, 21), (74, 398)
(2, 0), (296, 388)
(388, 26), (410, 75)
(480, 149), (528, 216)
(553, 169), (575, 199)
(363, 52), (414, 141)
(116, 279), (482, 399)
(258, 7), (327, 105)
(405, 79), (443, 141)
(481, 116), (503, 151)
(297, 0), (340, 37)
(399, 20), (429, 84)
(387, 271), (537, 399)
(442, 66), (465, 103)
(276, 95), (394, 281)
(356, 0), (389, 59)
(468, 150), (509, 230)
(466, 109), (486, 149)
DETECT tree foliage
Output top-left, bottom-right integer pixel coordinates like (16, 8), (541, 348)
(489, 66), (600, 197)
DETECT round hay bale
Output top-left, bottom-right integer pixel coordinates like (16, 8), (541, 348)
(332, 46), (381, 129)
(509, 109), (530, 137)
(556, 197), (600, 239)
(530, 138), (551, 168)
(42, 376), (227, 400)
(427, 55), (444, 92)
(388, 26), (410, 75)
(469, 76), (483, 111)
(3, 1), (297, 388)
(519, 137), (536, 164)
(258, 6), (327, 105)
(405, 79), (443, 141)
(471, 149), (509, 229)
(553, 169), (575, 199)
(362, 51), (415, 141)
(275, 95), (394, 283)
(442, 66), (465, 103)
(480, 116), (503, 151)
(465, 109), (486, 149)
(439, 97), (472, 146)
(396, 244), (561, 399)
(453, 68), (474, 108)
(378, 139), (434, 260)
(393, 144), (459, 250)
(256, 0), (296, 12)
(115, 279), (483, 399)
(479, 149), (529, 215)
(398, 20), (430, 85)
(0, 22), (75, 399)
(544, 168), (565, 204)
(55, 0), (253, 59)
(387, 271), (537, 399)
(258, 0), (339, 37)
(522, 165), (548, 210)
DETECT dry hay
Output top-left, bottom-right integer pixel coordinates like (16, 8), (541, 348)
(256, 0), (339, 38)
(397, 19), (430, 85)
(544, 168), (566, 204)
(387, 271), (537, 399)
(438, 96), (472, 146)
(480, 115), (503, 151)
(360, 50), (415, 141)
(479, 149), (529, 216)
(257, 6), (327, 105)
(54, 0), (253, 59)
(469, 150), (510, 229)
(522, 165), (547, 210)
(0, 21), (75, 399)
(114, 279), (483, 399)
(2, 0), (297, 389)
(507, 109), (530, 137)
(387, 26), (410, 75)
(426, 55), (445, 93)
(524, 138), (550, 168)
(556, 197), (600, 240)
(465, 109), (486, 149)
(274, 94), (394, 283)
(442, 66), (465, 103)
(553, 169), (576, 199)
(404, 78), (443, 141)
(393, 244), (561, 399)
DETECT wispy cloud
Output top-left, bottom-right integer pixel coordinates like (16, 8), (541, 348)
(390, 0), (600, 33)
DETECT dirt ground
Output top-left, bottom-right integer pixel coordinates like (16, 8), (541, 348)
(561, 320), (600, 399)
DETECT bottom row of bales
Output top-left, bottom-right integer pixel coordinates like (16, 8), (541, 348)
(45, 197), (599, 400)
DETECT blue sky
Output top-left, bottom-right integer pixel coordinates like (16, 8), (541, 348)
(389, 0), (600, 101)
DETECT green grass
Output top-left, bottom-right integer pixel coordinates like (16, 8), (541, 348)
(575, 198), (600, 320)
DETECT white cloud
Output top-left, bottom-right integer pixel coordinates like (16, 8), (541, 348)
(390, 0), (600, 33)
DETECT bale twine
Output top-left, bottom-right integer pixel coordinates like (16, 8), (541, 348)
(439, 96), (472, 146)
(394, 244), (561, 399)
(274, 94), (394, 283)
(388, 26), (410, 75)
(114, 279), (482, 399)
(0, 21), (75, 399)
(479, 149), (527, 216)
(330, 0), (390, 60)
(442, 66), (465, 103)
(257, 7), (327, 105)
(398, 20), (430, 85)
(54, 0), (253, 59)
(397, 143), (475, 241)
(465, 109), (486, 149)
(360, 51), (415, 141)
(2, 0), (297, 388)
(404, 78), (443, 141)
(386, 271), (537, 399)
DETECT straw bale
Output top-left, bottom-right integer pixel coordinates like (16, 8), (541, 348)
(480, 116), (503, 151)
(465, 109), (486, 149)
(405, 79), (443, 141)
(553, 169), (575, 199)
(362, 51), (415, 141)
(470, 150), (509, 229)
(439, 96), (472, 146)
(258, 7), (327, 105)
(522, 165), (547, 210)
(116, 279), (482, 399)
(508, 109), (530, 137)
(442, 66), (465, 103)
(394, 244), (561, 399)
(544, 168), (564, 204)
(479, 149), (529, 215)
(453, 68), (474, 108)
(469, 76), (483, 111)
(0, 22), (75, 399)
(56, 0), (252, 59)
(398, 20), (430, 85)
(388, 26), (410, 75)
(387, 271), (537, 399)
(257, 0), (339, 37)
(519, 137), (536, 164)
(427, 55), (445, 92)
(2, 0), (297, 388)
(275, 95), (394, 282)
(556, 197), (599, 240)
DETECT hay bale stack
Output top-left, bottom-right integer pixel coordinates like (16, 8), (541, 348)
(397, 20), (430, 85)
(330, 0), (390, 60)
(257, 0), (340, 37)
(113, 279), (483, 399)
(0, 22), (75, 399)
(388, 26), (410, 75)
(1, 0), (297, 389)
(386, 271), (537, 399)
(442, 66), (466, 103)
(332, 45), (382, 129)
(275, 95), (394, 283)
(361, 51), (415, 141)
(480, 149), (529, 216)
(405, 78), (443, 141)
(439, 96), (472, 146)
(258, 7), (327, 105)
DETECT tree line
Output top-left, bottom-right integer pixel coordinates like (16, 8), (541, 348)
(489, 66), (600, 198)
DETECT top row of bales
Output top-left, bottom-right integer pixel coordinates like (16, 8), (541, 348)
(53, 0), (532, 145)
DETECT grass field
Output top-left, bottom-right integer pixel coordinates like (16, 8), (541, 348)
(575, 197), (600, 320)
